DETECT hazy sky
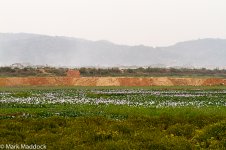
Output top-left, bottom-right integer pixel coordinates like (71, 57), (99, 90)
(0, 0), (226, 46)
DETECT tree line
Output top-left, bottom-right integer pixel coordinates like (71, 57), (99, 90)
(0, 66), (226, 77)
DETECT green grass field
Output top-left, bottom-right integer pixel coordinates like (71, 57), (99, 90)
(0, 86), (226, 149)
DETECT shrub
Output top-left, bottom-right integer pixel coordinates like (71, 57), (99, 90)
(167, 123), (196, 139)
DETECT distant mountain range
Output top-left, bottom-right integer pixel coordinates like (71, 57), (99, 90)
(0, 33), (226, 68)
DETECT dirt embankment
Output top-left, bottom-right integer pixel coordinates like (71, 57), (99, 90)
(0, 77), (226, 87)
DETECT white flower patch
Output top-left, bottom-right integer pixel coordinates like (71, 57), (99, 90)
(0, 89), (226, 108)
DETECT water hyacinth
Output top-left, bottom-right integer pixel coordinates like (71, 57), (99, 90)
(0, 89), (226, 108)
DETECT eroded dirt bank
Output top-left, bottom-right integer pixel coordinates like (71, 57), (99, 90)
(0, 77), (226, 86)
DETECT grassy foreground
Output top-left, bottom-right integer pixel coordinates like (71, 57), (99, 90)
(0, 86), (226, 149)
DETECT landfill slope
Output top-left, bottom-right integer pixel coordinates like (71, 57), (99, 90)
(0, 77), (225, 86)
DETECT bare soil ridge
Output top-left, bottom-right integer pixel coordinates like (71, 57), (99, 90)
(0, 77), (225, 86)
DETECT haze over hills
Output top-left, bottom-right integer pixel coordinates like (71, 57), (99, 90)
(0, 33), (226, 68)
